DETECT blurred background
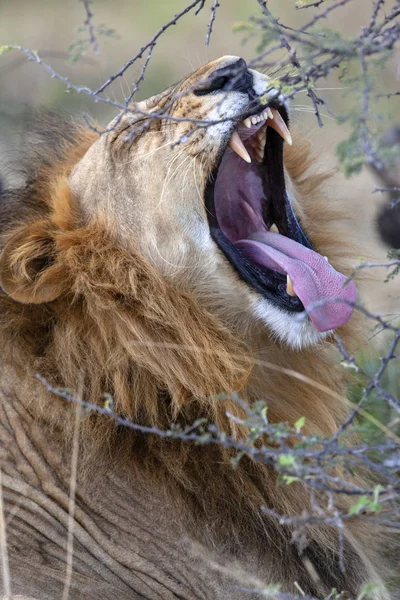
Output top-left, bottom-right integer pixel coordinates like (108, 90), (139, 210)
(0, 0), (399, 320)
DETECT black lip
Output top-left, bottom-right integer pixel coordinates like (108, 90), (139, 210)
(205, 103), (312, 313)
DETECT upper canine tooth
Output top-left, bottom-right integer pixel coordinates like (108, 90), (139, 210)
(268, 109), (292, 146)
(286, 274), (296, 297)
(243, 118), (252, 128)
(229, 130), (251, 163)
(270, 223), (279, 234)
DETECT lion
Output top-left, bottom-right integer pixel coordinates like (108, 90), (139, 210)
(0, 56), (392, 599)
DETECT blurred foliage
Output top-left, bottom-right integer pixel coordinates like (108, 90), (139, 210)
(69, 24), (119, 63)
(349, 341), (400, 443)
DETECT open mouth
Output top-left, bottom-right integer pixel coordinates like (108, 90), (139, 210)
(205, 103), (357, 333)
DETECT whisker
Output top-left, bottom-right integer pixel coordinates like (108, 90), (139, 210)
(291, 108), (336, 121)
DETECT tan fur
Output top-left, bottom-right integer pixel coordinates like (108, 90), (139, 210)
(0, 58), (392, 599)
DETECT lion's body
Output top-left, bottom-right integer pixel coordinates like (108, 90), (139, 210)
(0, 58), (392, 599)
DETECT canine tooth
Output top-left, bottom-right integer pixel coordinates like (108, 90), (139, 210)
(229, 130), (251, 163)
(267, 108), (274, 120)
(324, 256), (329, 262)
(270, 223), (279, 233)
(269, 109), (292, 146)
(286, 275), (296, 297)
(243, 118), (252, 128)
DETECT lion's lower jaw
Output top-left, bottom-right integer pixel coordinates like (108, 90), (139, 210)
(251, 296), (330, 349)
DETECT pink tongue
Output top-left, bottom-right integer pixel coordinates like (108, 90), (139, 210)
(235, 232), (356, 332)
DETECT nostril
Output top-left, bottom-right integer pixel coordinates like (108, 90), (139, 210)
(233, 58), (248, 72)
(225, 59), (254, 95)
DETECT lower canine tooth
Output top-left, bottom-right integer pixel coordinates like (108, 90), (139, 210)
(229, 130), (251, 163)
(243, 118), (252, 128)
(287, 275), (296, 297)
(270, 223), (279, 234)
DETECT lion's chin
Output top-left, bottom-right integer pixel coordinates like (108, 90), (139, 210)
(250, 295), (329, 349)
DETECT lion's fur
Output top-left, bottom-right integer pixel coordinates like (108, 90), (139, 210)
(0, 59), (392, 598)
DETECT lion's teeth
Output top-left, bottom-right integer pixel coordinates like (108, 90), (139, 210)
(268, 109), (292, 146)
(286, 275), (296, 297)
(270, 223), (279, 234)
(324, 256), (329, 262)
(256, 151), (264, 163)
(267, 108), (274, 120)
(229, 130), (251, 163)
(257, 127), (267, 153)
(243, 111), (271, 128)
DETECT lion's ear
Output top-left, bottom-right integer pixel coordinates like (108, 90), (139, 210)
(0, 221), (68, 304)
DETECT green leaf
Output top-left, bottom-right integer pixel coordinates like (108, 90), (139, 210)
(357, 583), (381, 600)
(282, 475), (299, 485)
(349, 496), (370, 516)
(278, 454), (296, 467)
(295, 417), (305, 431)
(261, 406), (268, 422)
(0, 45), (13, 55)
(349, 495), (382, 516)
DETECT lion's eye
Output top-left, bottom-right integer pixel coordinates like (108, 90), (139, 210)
(194, 75), (230, 96)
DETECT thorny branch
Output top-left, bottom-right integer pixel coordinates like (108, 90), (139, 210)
(2, 2), (400, 597)
(205, 0), (220, 46)
(81, 0), (98, 54)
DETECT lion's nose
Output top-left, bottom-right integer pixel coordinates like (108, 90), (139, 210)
(194, 58), (256, 98)
(221, 58), (254, 95)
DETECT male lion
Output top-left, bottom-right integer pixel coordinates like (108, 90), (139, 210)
(0, 57), (391, 599)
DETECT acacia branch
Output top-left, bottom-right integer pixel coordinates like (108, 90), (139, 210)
(81, 0), (99, 54)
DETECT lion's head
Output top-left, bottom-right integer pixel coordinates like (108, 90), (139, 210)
(0, 56), (357, 352)
(71, 56), (356, 348)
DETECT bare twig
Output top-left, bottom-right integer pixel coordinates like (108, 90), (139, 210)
(81, 0), (99, 54)
(205, 0), (220, 46)
(296, 0), (329, 9)
(93, 0), (204, 96)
